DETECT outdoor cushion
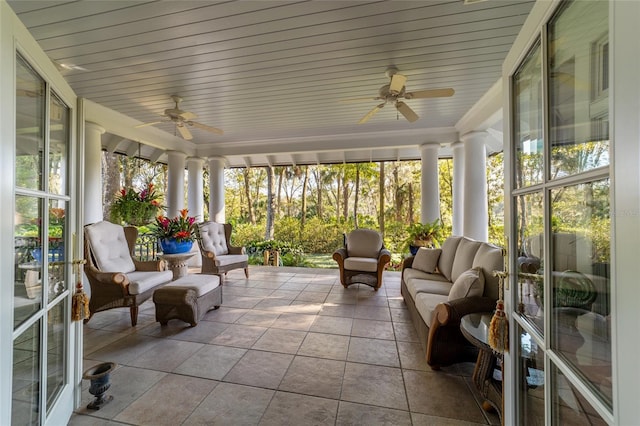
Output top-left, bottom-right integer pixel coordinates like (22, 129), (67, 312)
(450, 238), (482, 283)
(214, 254), (250, 267)
(165, 274), (220, 297)
(448, 267), (485, 301)
(344, 257), (378, 272)
(472, 243), (504, 300)
(415, 292), (449, 327)
(437, 236), (463, 281)
(406, 278), (452, 300)
(126, 270), (174, 295)
(346, 229), (383, 258)
(198, 222), (229, 256)
(402, 268), (449, 284)
(413, 248), (442, 273)
(85, 221), (136, 273)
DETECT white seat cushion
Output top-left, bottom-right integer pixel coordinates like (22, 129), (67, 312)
(402, 268), (449, 284)
(86, 221), (136, 273)
(126, 270), (173, 295)
(344, 257), (378, 272)
(214, 254), (248, 267)
(166, 274), (220, 297)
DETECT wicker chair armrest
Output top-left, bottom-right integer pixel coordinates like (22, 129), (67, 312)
(227, 245), (246, 255)
(133, 259), (167, 272)
(432, 296), (496, 327)
(85, 265), (129, 288)
(203, 249), (218, 260)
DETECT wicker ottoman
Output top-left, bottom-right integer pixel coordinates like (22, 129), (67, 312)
(153, 274), (221, 326)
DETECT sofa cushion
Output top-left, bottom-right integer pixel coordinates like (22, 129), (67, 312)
(448, 267), (485, 301)
(126, 270), (173, 295)
(344, 257), (378, 272)
(406, 278), (452, 300)
(403, 268), (449, 285)
(199, 222), (229, 256)
(437, 236), (463, 281)
(451, 238), (482, 283)
(413, 248), (442, 273)
(86, 221), (136, 273)
(214, 254), (249, 267)
(415, 292), (449, 327)
(346, 229), (382, 258)
(472, 243), (504, 300)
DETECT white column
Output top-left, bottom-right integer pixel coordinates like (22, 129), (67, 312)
(208, 156), (226, 223)
(84, 122), (105, 224)
(420, 142), (440, 224)
(461, 131), (488, 242)
(452, 141), (465, 236)
(166, 151), (187, 218)
(187, 157), (205, 222)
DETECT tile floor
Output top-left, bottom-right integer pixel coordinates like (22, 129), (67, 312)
(70, 266), (500, 426)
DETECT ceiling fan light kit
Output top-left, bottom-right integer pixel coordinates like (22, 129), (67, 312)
(135, 95), (223, 140)
(355, 67), (455, 124)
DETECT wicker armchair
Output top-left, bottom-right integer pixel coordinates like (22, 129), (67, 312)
(197, 221), (249, 281)
(333, 229), (391, 291)
(84, 221), (173, 326)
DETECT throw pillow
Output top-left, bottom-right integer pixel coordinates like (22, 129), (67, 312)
(448, 267), (485, 300)
(413, 248), (442, 273)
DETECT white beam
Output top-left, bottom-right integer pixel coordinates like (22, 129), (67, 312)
(149, 149), (164, 163)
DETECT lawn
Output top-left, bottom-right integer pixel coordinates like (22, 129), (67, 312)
(304, 253), (337, 269)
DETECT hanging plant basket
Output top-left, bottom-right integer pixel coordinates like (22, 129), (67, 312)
(111, 200), (159, 226)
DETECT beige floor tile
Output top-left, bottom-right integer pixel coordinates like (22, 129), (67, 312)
(351, 318), (395, 340)
(347, 337), (400, 367)
(403, 369), (487, 423)
(298, 332), (350, 360)
(252, 328), (307, 354)
(336, 401), (412, 426)
(341, 362), (408, 410)
(279, 356), (345, 399)
(223, 350), (293, 389)
(173, 344), (246, 380)
(411, 412), (487, 426)
(86, 334), (162, 365)
(202, 306), (250, 323)
(184, 382), (274, 425)
(354, 305), (391, 321)
(210, 324), (267, 348)
(114, 374), (217, 425)
(295, 291), (328, 303)
(390, 307), (413, 323)
(310, 315), (353, 335)
(393, 321), (420, 343)
(259, 391), (338, 426)
(270, 312), (317, 331)
(236, 310), (281, 327)
(304, 284), (332, 294)
(318, 304), (356, 317)
(138, 320), (229, 344)
(397, 341), (430, 371)
(222, 295), (262, 309)
(127, 339), (204, 372)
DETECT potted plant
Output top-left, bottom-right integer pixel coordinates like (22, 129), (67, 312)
(405, 219), (443, 255)
(151, 209), (197, 254)
(110, 183), (162, 226)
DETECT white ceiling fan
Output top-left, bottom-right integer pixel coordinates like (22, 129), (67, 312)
(348, 67), (454, 124)
(135, 95), (223, 140)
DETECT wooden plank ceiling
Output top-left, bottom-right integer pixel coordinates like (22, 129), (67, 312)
(9, 0), (535, 167)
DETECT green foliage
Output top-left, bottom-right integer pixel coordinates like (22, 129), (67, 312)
(150, 209), (197, 242)
(404, 219), (443, 250)
(110, 183), (162, 226)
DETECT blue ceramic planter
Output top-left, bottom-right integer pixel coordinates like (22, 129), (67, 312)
(160, 239), (193, 254)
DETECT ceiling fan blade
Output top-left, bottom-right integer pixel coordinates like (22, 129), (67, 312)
(134, 121), (163, 128)
(404, 88), (455, 99)
(340, 97), (379, 104)
(189, 121), (224, 135)
(358, 103), (385, 124)
(176, 124), (193, 140)
(396, 101), (419, 122)
(180, 111), (197, 121)
(389, 73), (407, 94)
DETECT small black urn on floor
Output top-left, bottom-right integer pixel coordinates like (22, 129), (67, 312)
(83, 362), (116, 410)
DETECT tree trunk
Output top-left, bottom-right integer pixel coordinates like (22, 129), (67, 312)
(265, 165), (275, 240)
(408, 182), (414, 223)
(379, 161), (385, 236)
(353, 164), (360, 228)
(276, 167), (285, 216)
(312, 168), (323, 220)
(243, 168), (256, 225)
(393, 165), (402, 222)
(301, 166), (309, 230)
(342, 173), (349, 221)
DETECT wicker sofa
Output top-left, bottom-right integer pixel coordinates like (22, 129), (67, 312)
(401, 235), (504, 369)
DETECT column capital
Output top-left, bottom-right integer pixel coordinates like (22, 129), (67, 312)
(460, 130), (489, 144)
(85, 122), (105, 134)
(167, 150), (188, 160)
(186, 156), (205, 167)
(419, 142), (440, 154)
(208, 156), (226, 168)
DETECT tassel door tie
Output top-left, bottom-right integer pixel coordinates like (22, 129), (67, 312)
(489, 270), (509, 354)
(72, 259), (90, 321)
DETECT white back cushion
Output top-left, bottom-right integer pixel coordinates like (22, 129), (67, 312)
(346, 229), (382, 258)
(86, 221), (136, 273)
(199, 222), (229, 256)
